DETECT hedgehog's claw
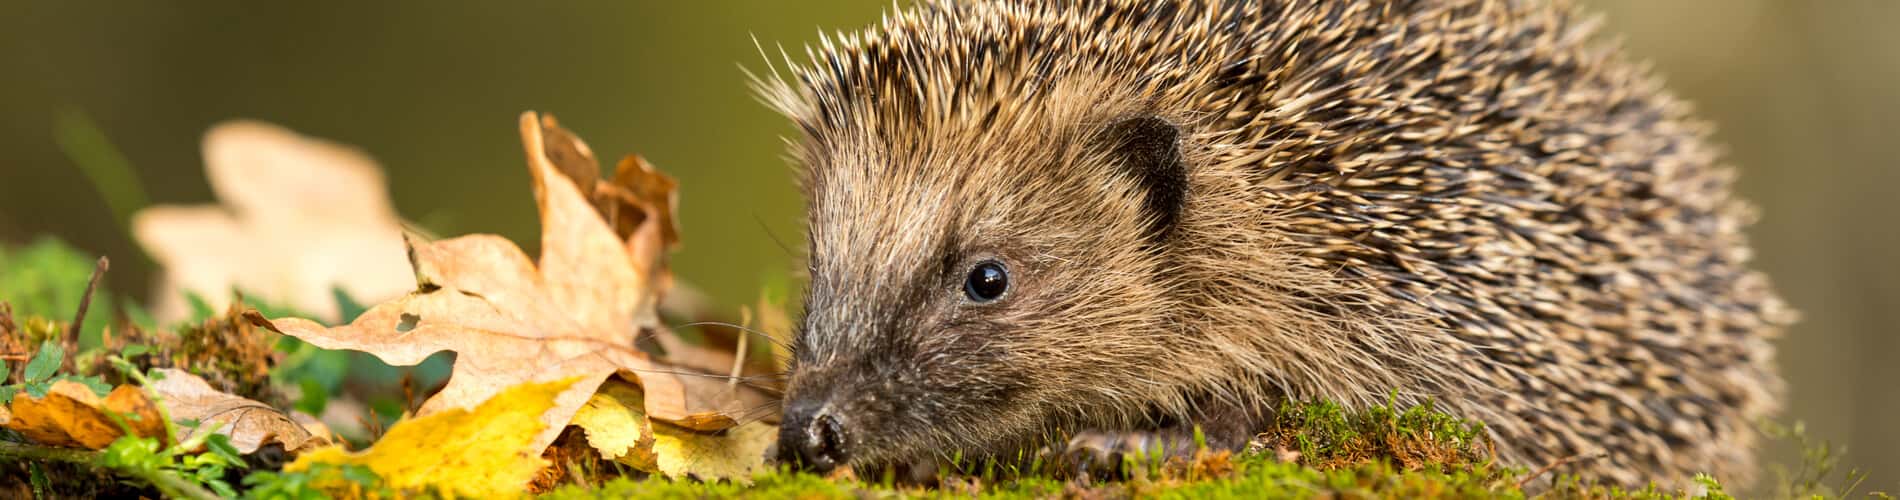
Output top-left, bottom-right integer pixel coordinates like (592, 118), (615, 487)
(1057, 429), (1194, 480)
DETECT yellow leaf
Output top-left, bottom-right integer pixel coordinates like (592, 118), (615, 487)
(652, 420), (777, 482)
(569, 379), (654, 468)
(287, 378), (579, 497)
(569, 378), (776, 482)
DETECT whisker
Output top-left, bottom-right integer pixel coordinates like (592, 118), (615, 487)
(674, 321), (794, 352)
(733, 401), (788, 426)
(753, 213), (798, 258)
(619, 366), (785, 390)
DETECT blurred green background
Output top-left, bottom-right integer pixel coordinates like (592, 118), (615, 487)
(1, 1), (1893, 490)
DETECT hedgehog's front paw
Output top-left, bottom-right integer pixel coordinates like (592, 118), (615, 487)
(1057, 429), (1193, 479)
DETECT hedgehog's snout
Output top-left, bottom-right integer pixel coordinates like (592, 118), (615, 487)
(779, 395), (851, 472)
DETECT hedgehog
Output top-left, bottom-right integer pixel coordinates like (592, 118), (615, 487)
(758, 0), (1791, 488)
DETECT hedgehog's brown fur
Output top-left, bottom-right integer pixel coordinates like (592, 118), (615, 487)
(762, 0), (1790, 488)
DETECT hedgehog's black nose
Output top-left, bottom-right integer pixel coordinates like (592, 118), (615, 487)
(779, 399), (849, 472)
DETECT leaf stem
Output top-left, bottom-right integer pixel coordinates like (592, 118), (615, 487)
(139, 466), (222, 500)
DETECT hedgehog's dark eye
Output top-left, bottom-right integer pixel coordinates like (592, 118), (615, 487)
(963, 260), (1009, 302)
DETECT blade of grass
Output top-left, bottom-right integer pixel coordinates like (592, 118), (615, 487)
(53, 110), (149, 232)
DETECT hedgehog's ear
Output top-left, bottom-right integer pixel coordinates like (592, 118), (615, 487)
(1100, 115), (1187, 242)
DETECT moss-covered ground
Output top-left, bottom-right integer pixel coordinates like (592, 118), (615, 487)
(539, 399), (1741, 499)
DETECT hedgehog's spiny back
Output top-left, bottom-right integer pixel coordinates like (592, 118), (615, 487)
(769, 0), (1789, 487)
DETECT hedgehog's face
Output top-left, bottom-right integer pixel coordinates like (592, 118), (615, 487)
(778, 108), (1194, 472)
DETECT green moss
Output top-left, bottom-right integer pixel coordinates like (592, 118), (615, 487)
(541, 468), (859, 500)
(539, 400), (1749, 499)
(1147, 456), (1514, 499)
(1260, 397), (1492, 470)
(539, 453), (1525, 499)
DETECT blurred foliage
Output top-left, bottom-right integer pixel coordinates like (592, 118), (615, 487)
(53, 111), (145, 231)
(0, 238), (115, 347)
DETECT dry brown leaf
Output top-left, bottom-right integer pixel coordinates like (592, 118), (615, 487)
(4, 381), (165, 449)
(535, 116), (601, 201)
(528, 113), (778, 427)
(133, 120), (413, 323)
(246, 234), (636, 454)
(147, 368), (325, 454)
(521, 113), (654, 347)
(521, 112), (767, 429)
(595, 154), (680, 256)
(524, 113), (777, 431)
(248, 112), (757, 454)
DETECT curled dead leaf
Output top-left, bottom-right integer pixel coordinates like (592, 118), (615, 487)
(519, 112), (774, 430)
(531, 114), (601, 201)
(597, 154), (680, 253)
(147, 368), (326, 454)
(526, 115), (779, 416)
(4, 381), (165, 449)
(519, 112), (666, 341)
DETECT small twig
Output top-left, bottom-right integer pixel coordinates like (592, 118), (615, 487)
(728, 310), (752, 388)
(1515, 450), (1608, 490)
(1, 302), (18, 335)
(358, 410), (385, 442)
(401, 371), (424, 416)
(66, 256), (110, 342)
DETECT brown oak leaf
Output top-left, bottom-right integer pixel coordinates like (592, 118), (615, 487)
(248, 112), (760, 455)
